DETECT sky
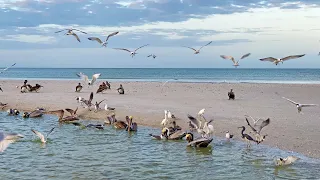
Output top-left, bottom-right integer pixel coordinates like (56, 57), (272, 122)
(0, 0), (320, 68)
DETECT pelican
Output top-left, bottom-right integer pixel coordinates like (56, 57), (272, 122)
(147, 54), (156, 59)
(228, 89), (235, 100)
(75, 83), (83, 92)
(182, 41), (212, 54)
(162, 127), (187, 140)
(282, 97), (318, 114)
(0, 63), (16, 74)
(117, 84), (124, 94)
(93, 99), (106, 112)
(88, 31), (119, 47)
(220, 53), (250, 67)
(185, 133), (213, 147)
(275, 156), (299, 166)
(0, 132), (24, 152)
(126, 116), (138, 131)
(76, 72), (101, 86)
(259, 54), (305, 65)
(225, 131), (233, 140)
(72, 122), (104, 130)
(238, 126), (258, 147)
(31, 127), (55, 143)
(49, 107), (79, 122)
(113, 44), (149, 57)
(244, 114), (263, 125)
(245, 117), (270, 144)
(7, 109), (19, 116)
(22, 109), (45, 118)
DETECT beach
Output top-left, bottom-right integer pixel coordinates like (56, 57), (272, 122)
(1, 79), (320, 158)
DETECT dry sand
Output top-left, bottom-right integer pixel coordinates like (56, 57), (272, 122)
(1, 79), (320, 158)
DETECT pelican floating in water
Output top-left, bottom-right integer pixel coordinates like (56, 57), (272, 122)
(7, 109), (19, 116)
(113, 44), (149, 57)
(49, 107), (79, 122)
(72, 122), (104, 130)
(31, 127), (55, 143)
(282, 97), (318, 114)
(75, 83), (83, 92)
(245, 117), (270, 143)
(259, 54), (305, 65)
(185, 133), (213, 147)
(126, 116), (138, 131)
(220, 53), (251, 67)
(0, 63), (16, 74)
(22, 109), (45, 118)
(76, 72), (101, 86)
(88, 31), (119, 47)
(238, 126), (258, 147)
(161, 127), (187, 140)
(275, 156), (299, 166)
(0, 132), (24, 152)
(228, 89), (235, 100)
(182, 41), (212, 54)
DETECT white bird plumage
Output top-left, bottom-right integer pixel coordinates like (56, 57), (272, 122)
(282, 97), (318, 114)
(260, 54), (305, 65)
(88, 31), (119, 47)
(0, 132), (24, 152)
(0, 63), (16, 74)
(76, 72), (101, 86)
(113, 44), (149, 57)
(182, 41), (212, 54)
(31, 128), (55, 143)
(220, 53), (251, 67)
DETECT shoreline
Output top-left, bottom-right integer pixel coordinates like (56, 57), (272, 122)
(0, 79), (320, 158)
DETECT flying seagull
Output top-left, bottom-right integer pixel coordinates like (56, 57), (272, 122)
(245, 117), (270, 143)
(55, 28), (86, 42)
(55, 28), (87, 34)
(76, 72), (101, 86)
(147, 54), (156, 59)
(0, 132), (24, 152)
(220, 53), (251, 67)
(113, 44), (149, 57)
(259, 54), (305, 65)
(182, 41), (212, 54)
(244, 114), (263, 125)
(0, 63), (16, 74)
(88, 31), (119, 47)
(282, 97), (318, 113)
(31, 128), (55, 143)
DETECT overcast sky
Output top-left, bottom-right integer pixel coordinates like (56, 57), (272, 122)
(0, 0), (320, 68)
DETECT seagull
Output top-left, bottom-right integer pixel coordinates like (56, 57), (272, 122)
(88, 31), (119, 47)
(245, 118), (270, 143)
(76, 72), (101, 86)
(31, 128), (55, 144)
(0, 132), (24, 152)
(259, 54), (305, 65)
(275, 156), (299, 166)
(147, 54), (156, 59)
(198, 108), (205, 117)
(282, 97), (318, 113)
(113, 44), (149, 57)
(80, 92), (94, 110)
(182, 41), (212, 54)
(104, 104), (115, 111)
(0, 63), (16, 74)
(94, 99), (106, 112)
(220, 53), (251, 67)
(187, 114), (213, 138)
(225, 131), (233, 140)
(244, 114), (263, 125)
(55, 28), (87, 34)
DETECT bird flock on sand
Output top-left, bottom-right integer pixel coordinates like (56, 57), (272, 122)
(1, 28), (316, 167)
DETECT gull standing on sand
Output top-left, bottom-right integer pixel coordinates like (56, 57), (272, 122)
(282, 97), (318, 114)
(259, 54), (305, 65)
(0, 63), (16, 74)
(76, 72), (101, 86)
(182, 41), (212, 54)
(55, 28), (87, 42)
(0, 132), (24, 152)
(220, 53), (251, 67)
(113, 44), (149, 57)
(104, 104), (115, 111)
(93, 99), (106, 112)
(31, 128), (55, 143)
(88, 31), (119, 47)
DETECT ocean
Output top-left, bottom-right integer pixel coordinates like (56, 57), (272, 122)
(1, 68), (320, 84)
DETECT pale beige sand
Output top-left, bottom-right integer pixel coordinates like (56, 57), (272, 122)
(1, 80), (320, 158)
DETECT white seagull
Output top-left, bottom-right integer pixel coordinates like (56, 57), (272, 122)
(182, 41), (212, 54)
(31, 128), (55, 143)
(225, 131), (233, 140)
(0, 132), (24, 152)
(113, 44), (149, 57)
(88, 31), (119, 47)
(0, 63), (16, 74)
(282, 97), (318, 114)
(55, 28), (86, 42)
(76, 72), (101, 86)
(220, 53), (251, 67)
(260, 54), (305, 65)
(244, 114), (263, 125)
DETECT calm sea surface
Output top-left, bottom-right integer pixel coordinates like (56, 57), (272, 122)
(0, 113), (319, 179)
(0, 68), (320, 84)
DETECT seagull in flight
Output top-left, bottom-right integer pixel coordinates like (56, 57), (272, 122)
(282, 97), (318, 113)
(147, 54), (156, 59)
(31, 128), (55, 143)
(244, 114), (263, 125)
(55, 28), (87, 42)
(0, 132), (24, 152)
(259, 54), (305, 65)
(0, 63), (16, 74)
(113, 44), (149, 57)
(76, 72), (101, 86)
(182, 41), (212, 54)
(220, 53), (251, 67)
(88, 31), (119, 47)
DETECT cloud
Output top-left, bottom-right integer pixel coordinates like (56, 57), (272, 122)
(0, 34), (56, 44)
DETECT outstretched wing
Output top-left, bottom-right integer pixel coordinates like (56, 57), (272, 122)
(134, 44), (149, 52)
(187, 114), (200, 129)
(220, 55), (236, 64)
(245, 118), (258, 134)
(256, 118), (270, 134)
(281, 54), (305, 61)
(72, 29), (87, 34)
(54, 29), (68, 33)
(97, 99), (107, 106)
(301, 104), (318, 107)
(91, 73), (101, 85)
(282, 97), (298, 105)
(77, 72), (89, 84)
(113, 48), (132, 53)
(65, 107), (78, 116)
(240, 53), (251, 59)
(88, 37), (103, 44)
(88, 92), (94, 103)
(182, 46), (197, 52)
(199, 41), (212, 50)
(46, 127), (55, 138)
(106, 31), (119, 42)
(72, 33), (81, 42)
(260, 57), (278, 62)
(0, 63), (16, 74)
(49, 110), (64, 119)
(31, 129), (45, 142)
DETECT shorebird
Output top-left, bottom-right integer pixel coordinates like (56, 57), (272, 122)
(187, 114), (214, 138)
(75, 83), (83, 92)
(31, 128), (55, 143)
(282, 97), (318, 114)
(244, 114), (263, 125)
(76, 72), (101, 86)
(182, 41), (212, 54)
(259, 54), (305, 65)
(117, 84), (124, 94)
(0, 132), (24, 152)
(113, 44), (149, 57)
(125, 116), (138, 132)
(72, 122), (104, 130)
(275, 156), (299, 166)
(104, 104), (115, 111)
(228, 89), (235, 100)
(238, 126), (258, 147)
(93, 99), (106, 112)
(161, 127), (187, 140)
(245, 117), (270, 143)
(185, 133), (213, 147)
(55, 28), (87, 42)
(0, 63), (16, 74)
(80, 92), (94, 110)
(220, 53), (251, 67)
(225, 131), (233, 140)
(49, 107), (79, 122)
(88, 31), (119, 47)
(147, 54), (156, 59)
(27, 84), (43, 92)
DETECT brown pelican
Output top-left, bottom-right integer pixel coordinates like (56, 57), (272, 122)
(27, 84), (43, 92)
(22, 109), (45, 118)
(105, 113), (117, 125)
(75, 83), (82, 92)
(0, 132), (24, 152)
(259, 54), (305, 65)
(185, 133), (213, 147)
(238, 126), (258, 147)
(49, 107), (79, 122)
(228, 89), (235, 100)
(94, 99), (106, 112)
(245, 117), (270, 143)
(7, 109), (19, 116)
(96, 83), (108, 94)
(275, 156), (299, 166)
(225, 131), (233, 140)
(282, 97), (318, 114)
(113, 120), (127, 129)
(31, 127), (55, 143)
(72, 122), (104, 130)
(76, 72), (101, 86)
(113, 44), (149, 57)
(80, 92), (94, 110)
(220, 53), (251, 67)
(126, 116), (138, 131)
(162, 127), (187, 140)
(88, 31), (119, 47)
(117, 84), (124, 94)
(147, 54), (156, 59)
(182, 41), (212, 54)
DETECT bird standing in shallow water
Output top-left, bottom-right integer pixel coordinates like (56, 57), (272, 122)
(238, 126), (258, 147)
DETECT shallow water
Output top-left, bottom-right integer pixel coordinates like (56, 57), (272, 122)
(0, 112), (319, 180)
